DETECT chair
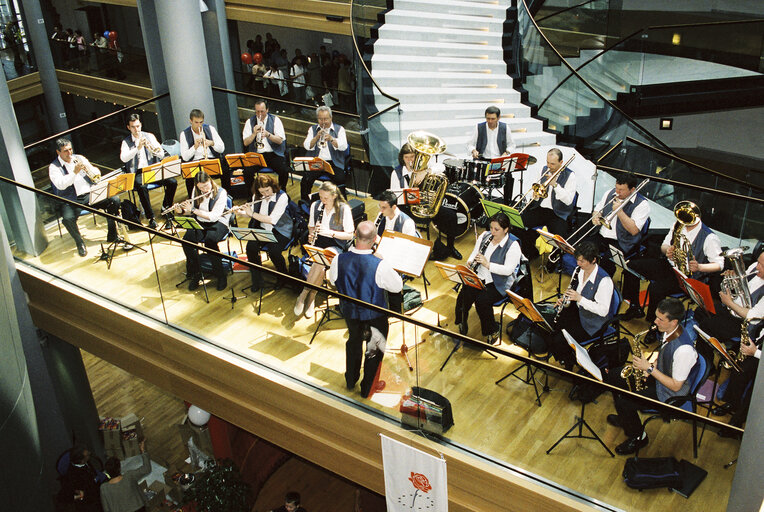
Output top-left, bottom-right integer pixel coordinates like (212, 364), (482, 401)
(639, 352), (710, 458)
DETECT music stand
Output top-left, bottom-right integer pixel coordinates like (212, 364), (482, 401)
(225, 152), (267, 170)
(301, 244), (342, 344)
(507, 152), (536, 198)
(91, 173), (147, 269)
(293, 157), (333, 175)
(172, 215), (211, 303)
(481, 199), (524, 229)
(536, 228), (576, 302)
(673, 268), (716, 315)
(141, 156), (182, 236)
(230, 227), (279, 313)
(181, 158), (222, 180)
(547, 330), (615, 457)
(495, 290), (554, 406)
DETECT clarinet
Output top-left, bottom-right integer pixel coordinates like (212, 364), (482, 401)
(308, 203), (325, 244)
(553, 266), (581, 324)
(454, 233), (493, 293)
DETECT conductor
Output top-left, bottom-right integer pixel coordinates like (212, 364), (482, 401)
(329, 220), (403, 398)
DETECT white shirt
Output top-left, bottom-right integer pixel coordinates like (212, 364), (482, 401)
(660, 327), (698, 382)
(381, 210), (418, 237)
(303, 124), (348, 162)
(254, 192), (288, 232)
(48, 155), (96, 196)
(466, 123), (515, 159)
(242, 115), (286, 154)
(309, 202), (354, 237)
(328, 247), (403, 294)
(660, 223), (723, 269)
(179, 125), (225, 162)
(575, 264), (614, 318)
(594, 190), (651, 241)
(467, 232), (522, 285)
(193, 187), (229, 225)
(539, 167), (577, 210)
(390, 167), (414, 205)
(290, 64), (306, 87)
(120, 132), (162, 170)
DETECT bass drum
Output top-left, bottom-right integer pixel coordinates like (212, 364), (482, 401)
(432, 182), (484, 238)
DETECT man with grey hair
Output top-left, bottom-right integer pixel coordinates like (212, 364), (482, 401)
(301, 105), (348, 201)
(329, 220), (402, 397)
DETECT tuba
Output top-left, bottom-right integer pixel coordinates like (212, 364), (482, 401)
(670, 200), (700, 275)
(721, 247), (753, 309)
(407, 131), (449, 219)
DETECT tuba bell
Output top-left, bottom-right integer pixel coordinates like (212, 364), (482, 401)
(407, 131), (449, 219)
(670, 200), (700, 275)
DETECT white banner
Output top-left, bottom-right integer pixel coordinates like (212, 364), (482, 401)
(381, 434), (448, 512)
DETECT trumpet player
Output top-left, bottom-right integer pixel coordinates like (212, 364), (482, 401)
(606, 298), (698, 455)
(516, 148), (577, 261)
(49, 138), (120, 257)
(180, 109), (225, 196)
(242, 99), (289, 191)
(120, 113), (177, 229)
(301, 105), (348, 201)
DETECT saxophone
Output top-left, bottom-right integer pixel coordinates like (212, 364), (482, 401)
(621, 325), (657, 392)
(734, 319), (753, 364)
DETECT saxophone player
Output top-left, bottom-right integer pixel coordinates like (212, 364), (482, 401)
(622, 204), (723, 322)
(49, 138), (120, 257)
(606, 298), (698, 455)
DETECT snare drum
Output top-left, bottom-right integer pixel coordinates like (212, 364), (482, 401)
(433, 182), (485, 238)
(443, 158), (465, 184)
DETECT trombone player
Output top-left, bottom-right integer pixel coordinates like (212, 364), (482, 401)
(622, 202), (723, 322)
(120, 113), (177, 229)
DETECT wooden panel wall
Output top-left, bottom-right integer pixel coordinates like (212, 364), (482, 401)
(18, 266), (598, 512)
(226, 1), (351, 35)
(8, 72), (43, 102)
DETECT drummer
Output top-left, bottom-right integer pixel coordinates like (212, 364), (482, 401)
(467, 105), (516, 204)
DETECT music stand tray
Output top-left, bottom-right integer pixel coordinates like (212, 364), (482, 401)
(481, 199), (524, 229)
(226, 152), (267, 169)
(673, 268), (716, 315)
(293, 157), (333, 175)
(374, 231), (433, 278)
(229, 227), (277, 243)
(181, 158), (222, 179)
(142, 155), (181, 183)
(303, 244), (336, 267)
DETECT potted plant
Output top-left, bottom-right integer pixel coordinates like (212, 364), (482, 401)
(183, 459), (250, 512)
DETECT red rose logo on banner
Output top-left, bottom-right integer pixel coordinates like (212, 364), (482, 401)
(409, 472), (432, 508)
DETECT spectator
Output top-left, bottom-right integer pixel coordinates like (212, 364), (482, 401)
(65, 28), (76, 69)
(270, 491), (307, 512)
(253, 34), (263, 54)
(291, 48), (303, 67)
(60, 444), (103, 512)
(264, 63), (288, 99)
(100, 439), (151, 512)
(337, 56), (354, 112)
(74, 29), (88, 71)
(318, 45), (330, 66)
(305, 53), (321, 104)
(50, 24), (66, 66)
(92, 32), (108, 72)
(290, 55), (307, 104)
(251, 57), (267, 94)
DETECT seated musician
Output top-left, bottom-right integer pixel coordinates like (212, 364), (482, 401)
(516, 148), (577, 261)
(606, 298), (698, 455)
(120, 113), (177, 229)
(174, 171), (230, 292)
(541, 241), (615, 369)
(622, 204), (723, 321)
(713, 321), (762, 430)
(376, 190), (418, 313)
(179, 109), (225, 197)
(455, 212), (524, 345)
(300, 106), (348, 201)
(589, 173), (650, 277)
(242, 99), (289, 191)
(242, 174), (293, 291)
(392, 143), (461, 259)
(48, 138), (120, 257)
(467, 105), (516, 204)
(294, 182), (354, 319)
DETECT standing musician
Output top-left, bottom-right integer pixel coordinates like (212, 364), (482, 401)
(180, 109), (225, 197)
(328, 220), (403, 398)
(467, 105), (516, 204)
(241, 174), (293, 291)
(391, 143), (461, 259)
(376, 190), (418, 313)
(242, 99), (289, 191)
(455, 212), (524, 345)
(49, 138), (120, 257)
(174, 171), (230, 292)
(120, 113), (177, 229)
(300, 105), (349, 201)
(540, 241), (616, 368)
(589, 174), (650, 276)
(606, 298), (698, 455)
(622, 205), (723, 322)
(516, 148), (577, 260)
(294, 182), (354, 319)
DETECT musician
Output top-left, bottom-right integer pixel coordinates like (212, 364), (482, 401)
(242, 174), (293, 291)
(623, 206), (723, 322)
(467, 105), (516, 204)
(712, 324), (762, 429)
(294, 182), (354, 318)
(242, 99), (289, 191)
(589, 173), (650, 276)
(376, 190), (418, 313)
(120, 113), (177, 229)
(390, 143), (416, 207)
(49, 138), (120, 257)
(606, 298), (698, 455)
(174, 171), (230, 292)
(328, 220), (403, 397)
(180, 109), (225, 197)
(298, 107), (347, 200)
(542, 241), (615, 368)
(516, 148), (577, 260)
(455, 212), (524, 345)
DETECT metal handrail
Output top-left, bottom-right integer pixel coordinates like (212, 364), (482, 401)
(211, 85), (358, 119)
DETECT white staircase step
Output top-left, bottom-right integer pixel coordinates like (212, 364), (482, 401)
(393, 0), (509, 17)
(377, 23), (503, 44)
(384, 9), (505, 30)
(383, 86), (520, 103)
(371, 54), (508, 73)
(397, 102), (531, 120)
(373, 70), (514, 89)
(372, 38), (504, 59)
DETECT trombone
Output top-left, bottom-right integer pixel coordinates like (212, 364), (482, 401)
(511, 154), (575, 215)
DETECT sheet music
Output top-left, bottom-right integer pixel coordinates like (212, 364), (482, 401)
(563, 329), (602, 381)
(229, 227), (277, 242)
(374, 233), (430, 277)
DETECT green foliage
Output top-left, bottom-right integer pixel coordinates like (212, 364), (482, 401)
(183, 459), (251, 512)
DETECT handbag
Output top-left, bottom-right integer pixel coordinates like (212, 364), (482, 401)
(623, 456), (682, 490)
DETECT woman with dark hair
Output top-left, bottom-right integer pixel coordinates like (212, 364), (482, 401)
(100, 439), (151, 512)
(241, 174), (293, 290)
(455, 212), (525, 345)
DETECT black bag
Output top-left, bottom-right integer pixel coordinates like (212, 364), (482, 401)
(623, 457), (682, 490)
(120, 199), (141, 226)
(348, 198), (366, 225)
(199, 251), (235, 275)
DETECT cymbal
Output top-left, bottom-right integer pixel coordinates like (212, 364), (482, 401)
(526, 155), (538, 166)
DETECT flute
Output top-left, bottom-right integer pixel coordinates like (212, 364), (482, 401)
(161, 189), (213, 216)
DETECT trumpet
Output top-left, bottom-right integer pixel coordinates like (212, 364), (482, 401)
(255, 116), (265, 151)
(511, 154), (575, 215)
(74, 156), (102, 184)
(140, 135), (165, 158)
(317, 127), (329, 149)
(160, 189), (213, 216)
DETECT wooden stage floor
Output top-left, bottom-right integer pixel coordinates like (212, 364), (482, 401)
(19, 181), (742, 512)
